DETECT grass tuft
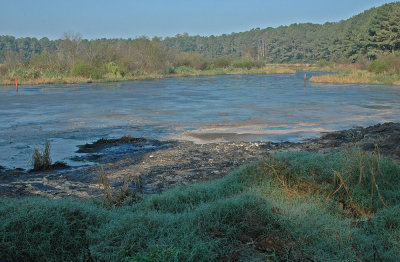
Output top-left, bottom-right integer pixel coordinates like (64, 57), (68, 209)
(260, 150), (399, 213)
(31, 141), (52, 171)
(98, 167), (142, 208)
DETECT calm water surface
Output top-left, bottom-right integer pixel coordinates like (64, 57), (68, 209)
(1, 72), (399, 169)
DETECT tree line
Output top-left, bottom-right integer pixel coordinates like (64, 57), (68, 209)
(0, 2), (399, 80)
(0, 32), (266, 81)
(164, 2), (400, 63)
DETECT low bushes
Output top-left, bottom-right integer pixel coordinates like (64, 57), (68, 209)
(368, 53), (400, 75)
(105, 62), (126, 77)
(71, 61), (104, 79)
(213, 56), (232, 68)
(12, 67), (41, 79)
(232, 59), (265, 69)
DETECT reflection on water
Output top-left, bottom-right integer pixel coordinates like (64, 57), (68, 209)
(1, 72), (399, 169)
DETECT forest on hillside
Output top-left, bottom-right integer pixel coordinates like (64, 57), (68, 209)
(164, 2), (400, 63)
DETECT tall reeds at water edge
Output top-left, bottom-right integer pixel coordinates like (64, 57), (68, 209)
(31, 141), (51, 171)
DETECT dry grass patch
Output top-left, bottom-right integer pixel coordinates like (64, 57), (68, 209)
(310, 72), (372, 84)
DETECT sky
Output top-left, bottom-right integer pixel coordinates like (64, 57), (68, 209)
(0, 0), (396, 40)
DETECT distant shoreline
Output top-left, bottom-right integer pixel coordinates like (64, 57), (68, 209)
(2, 63), (400, 86)
(0, 65), (296, 86)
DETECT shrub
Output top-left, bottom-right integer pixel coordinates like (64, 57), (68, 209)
(173, 52), (211, 70)
(30, 52), (54, 70)
(133, 69), (143, 75)
(0, 64), (7, 76)
(232, 59), (264, 69)
(369, 60), (388, 74)
(213, 56), (232, 68)
(71, 61), (103, 79)
(174, 66), (196, 73)
(368, 53), (400, 75)
(42, 68), (61, 78)
(105, 62), (125, 77)
(167, 67), (175, 74)
(13, 67), (41, 79)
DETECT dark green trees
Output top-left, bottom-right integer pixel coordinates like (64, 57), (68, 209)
(163, 2), (400, 63)
(368, 3), (400, 53)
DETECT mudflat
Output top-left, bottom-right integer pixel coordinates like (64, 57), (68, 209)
(0, 122), (399, 199)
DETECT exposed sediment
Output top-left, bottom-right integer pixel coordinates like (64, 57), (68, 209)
(0, 122), (399, 199)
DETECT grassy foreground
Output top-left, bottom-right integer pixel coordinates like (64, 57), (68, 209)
(1, 151), (400, 261)
(0, 65), (295, 85)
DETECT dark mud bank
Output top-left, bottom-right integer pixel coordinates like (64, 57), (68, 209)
(72, 136), (170, 163)
(1, 122), (399, 199)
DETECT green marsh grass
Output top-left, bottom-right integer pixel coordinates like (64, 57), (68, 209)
(1, 151), (400, 261)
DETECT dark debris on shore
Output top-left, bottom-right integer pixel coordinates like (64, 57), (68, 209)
(76, 136), (147, 153)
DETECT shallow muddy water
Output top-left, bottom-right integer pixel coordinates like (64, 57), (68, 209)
(1, 72), (399, 169)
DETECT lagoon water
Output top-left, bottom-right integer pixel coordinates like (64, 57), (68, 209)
(1, 72), (400, 169)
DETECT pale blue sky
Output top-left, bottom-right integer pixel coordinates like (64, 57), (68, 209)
(0, 0), (396, 39)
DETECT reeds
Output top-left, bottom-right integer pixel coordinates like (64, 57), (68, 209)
(98, 166), (142, 207)
(261, 149), (392, 214)
(310, 72), (372, 84)
(310, 70), (400, 85)
(327, 146), (388, 212)
(31, 141), (51, 171)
